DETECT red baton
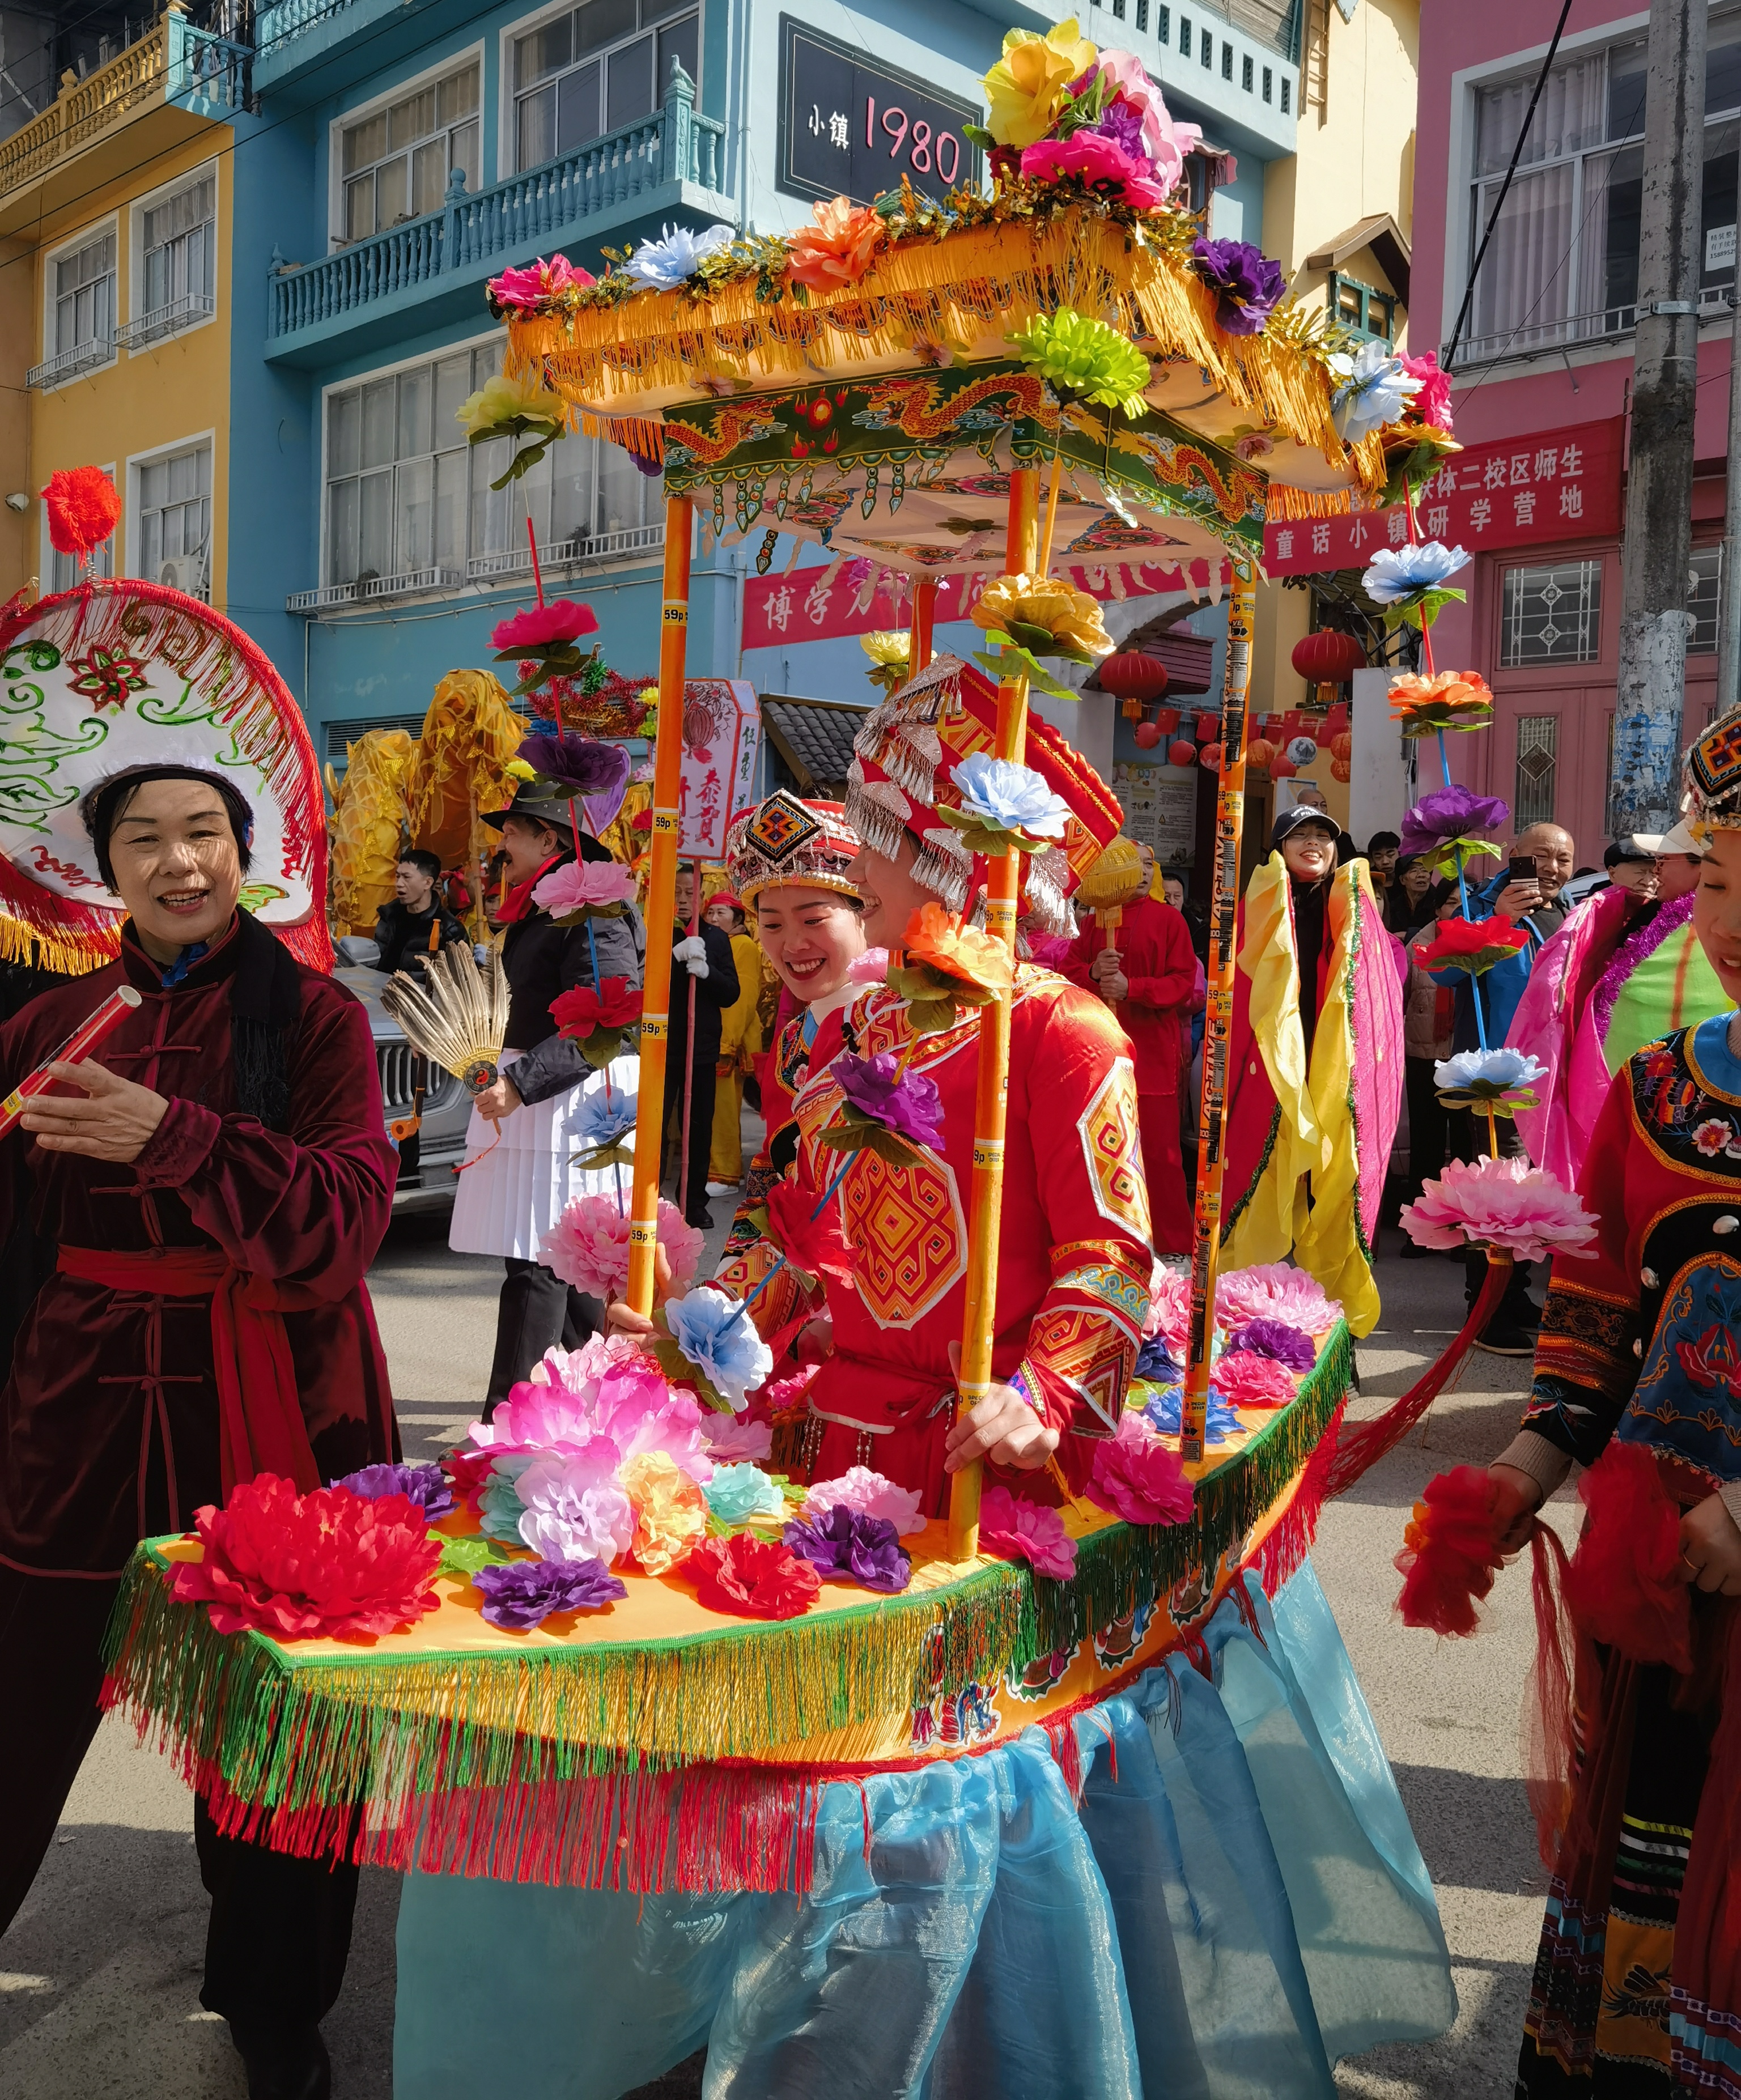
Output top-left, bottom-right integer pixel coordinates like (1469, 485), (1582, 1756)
(0, 984), (143, 1137)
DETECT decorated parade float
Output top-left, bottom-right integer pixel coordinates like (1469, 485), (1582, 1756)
(75, 24), (1475, 2092)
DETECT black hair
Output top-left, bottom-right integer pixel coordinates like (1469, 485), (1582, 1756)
(1604, 839), (1652, 869)
(398, 847), (443, 881)
(1366, 831), (1401, 855)
(82, 765), (254, 891)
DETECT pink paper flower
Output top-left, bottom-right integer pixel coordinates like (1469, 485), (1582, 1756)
(1145, 1266), (1191, 1347)
(468, 1381), (597, 1453)
(800, 1465), (926, 1538)
(489, 255), (592, 309)
(1398, 350), (1453, 432)
(1399, 1155), (1599, 1264)
(844, 946), (891, 985)
(513, 1444), (636, 1565)
(1215, 1263), (1337, 1336)
(540, 1196), (702, 1299)
(490, 600), (598, 653)
(1212, 1349), (1298, 1408)
(704, 1415), (774, 1464)
(1088, 1413), (1195, 1526)
(593, 1363), (714, 1483)
(1020, 130), (1170, 207)
(979, 1485), (1077, 1580)
(1092, 50), (1201, 189)
(532, 859), (638, 915)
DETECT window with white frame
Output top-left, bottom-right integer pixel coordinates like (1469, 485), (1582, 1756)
(1500, 558), (1603, 666)
(512, 0), (698, 171)
(46, 467), (117, 593)
(136, 444), (213, 596)
(46, 231), (116, 380)
(322, 342), (653, 594)
(340, 61), (479, 244)
(137, 175), (216, 337)
(1465, 16), (1741, 361)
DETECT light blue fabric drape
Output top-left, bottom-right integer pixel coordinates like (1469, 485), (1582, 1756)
(394, 1562), (1454, 2098)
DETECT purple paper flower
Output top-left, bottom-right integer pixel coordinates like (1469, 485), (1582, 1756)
(1093, 99), (1146, 159)
(472, 1555), (627, 1629)
(835, 1051), (945, 1152)
(1222, 1319), (1319, 1372)
(782, 1505), (912, 1593)
(1191, 237), (1285, 337)
(336, 1461), (455, 1521)
(1398, 782), (1510, 861)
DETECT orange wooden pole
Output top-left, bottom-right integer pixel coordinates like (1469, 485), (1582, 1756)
(946, 467), (1040, 1561)
(626, 494), (693, 1316)
(1181, 563), (1254, 1463)
(910, 574), (936, 674)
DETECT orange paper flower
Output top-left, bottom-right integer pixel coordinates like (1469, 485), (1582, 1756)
(787, 198), (886, 291)
(902, 901), (1014, 997)
(1387, 669), (1494, 736)
(620, 1451), (708, 1576)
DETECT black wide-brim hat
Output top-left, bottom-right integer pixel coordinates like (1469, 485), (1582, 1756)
(481, 782), (613, 861)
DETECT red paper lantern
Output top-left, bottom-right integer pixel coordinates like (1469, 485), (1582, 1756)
(1330, 756), (1352, 783)
(1201, 742), (1225, 772)
(1132, 720), (1164, 750)
(1152, 704), (1180, 734)
(1167, 739), (1197, 767)
(1246, 737), (1276, 770)
(1269, 754), (1298, 780)
(1330, 732), (1354, 762)
(1291, 630), (1366, 686)
(1100, 650), (1171, 704)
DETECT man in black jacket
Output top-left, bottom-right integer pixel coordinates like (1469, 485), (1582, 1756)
(665, 865), (738, 1229)
(372, 848), (469, 977)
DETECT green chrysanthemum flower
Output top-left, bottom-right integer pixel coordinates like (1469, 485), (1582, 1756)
(1008, 308), (1151, 417)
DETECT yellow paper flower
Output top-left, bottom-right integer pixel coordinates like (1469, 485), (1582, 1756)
(861, 630), (910, 668)
(971, 572), (1114, 659)
(983, 20), (1097, 149)
(620, 1452), (708, 1577)
(503, 757), (537, 781)
(455, 371), (569, 440)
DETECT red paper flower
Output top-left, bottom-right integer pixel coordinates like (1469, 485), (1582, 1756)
(490, 600), (600, 653)
(441, 1445), (500, 1521)
(168, 1473), (443, 1641)
(765, 1177), (854, 1284)
(1415, 914), (1531, 977)
(687, 1532), (821, 1619)
(550, 977), (642, 1035)
(43, 465), (120, 558)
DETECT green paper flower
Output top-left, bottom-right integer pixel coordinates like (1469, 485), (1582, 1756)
(1008, 308), (1151, 418)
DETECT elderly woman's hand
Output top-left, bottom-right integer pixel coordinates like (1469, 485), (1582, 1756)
(20, 1060), (169, 1164)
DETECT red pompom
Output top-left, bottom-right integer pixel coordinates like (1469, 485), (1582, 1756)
(1563, 1440), (1692, 1670)
(41, 466), (120, 560)
(1394, 1464), (1505, 1636)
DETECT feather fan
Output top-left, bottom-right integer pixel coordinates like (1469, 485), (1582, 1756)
(380, 942), (511, 1095)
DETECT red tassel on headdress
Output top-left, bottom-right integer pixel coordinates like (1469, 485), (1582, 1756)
(1394, 1464), (1506, 1636)
(1562, 1440), (1692, 1671)
(42, 467), (120, 564)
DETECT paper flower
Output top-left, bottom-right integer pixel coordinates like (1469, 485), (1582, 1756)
(1415, 913), (1532, 978)
(334, 1460), (455, 1520)
(1387, 669), (1494, 737)
(764, 1176), (854, 1284)
(1215, 1262), (1336, 1336)
(1400, 1154), (1598, 1263)
(517, 729), (631, 805)
(704, 1462), (787, 1524)
(687, 1532), (821, 1618)
(619, 1450), (708, 1574)
(491, 601), (599, 653)
(830, 1050), (946, 1155)
(1091, 49), (1199, 184)
(1211, 1349), (1298, 1408)
(1007, 308), (1151, 415)
(440, 1445), (499, 1522)
(512, 1445), (636, 1565)
(532, 857), (638, 917)
(984, 19), (1097, 147)
(663, 1290), (775, 1409)
(624, 220), (733, 290)
(567, 1086), (638, 1171)
(1140, 1381), (1242, 1444)
(549, 976), (642, 1035)
(1088, 1412), (1195, 1524)
(455, 371), (569, 440)
(783, 1506), (912, 1592)
(979, 1484), (1077, 1579)
(786, 197), (885, 290)
(704, 1415), (775, 1464)
(1190, 237), (1285, 336)
(1133, 1332), (1179, 1384)
(800, 1465), (927, 1538)
(479, 1337), (714, 1486)
(472, 1556), (625, 1629)
(1433, 1047), (1547, 1115)
(901, 902), (1013, 999)
(1145, 1266), (1191, 1347)
(540, 1194), (700, 1300)
(1221, 1319), (1318, 1373)
(1362, 540), (1470, 608)
(168, 1474), (443, 1640)
(1329, 341), (1422, 444)
(950, 753), (1072, 840)
(1398, 781), (1510, 861)
(43, 466), (121, 558)
(971, 572), (1113, 661)
(1397, 350), (1453, 432)
(861, 630), (911, 696)
(487, 255), (591, 311)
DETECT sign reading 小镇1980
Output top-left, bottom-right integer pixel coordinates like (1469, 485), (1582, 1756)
(777, 18), (980, 209)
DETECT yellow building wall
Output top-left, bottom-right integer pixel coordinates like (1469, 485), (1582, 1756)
(1254, 0), (1419, 842)
(23, 132), (231, 607)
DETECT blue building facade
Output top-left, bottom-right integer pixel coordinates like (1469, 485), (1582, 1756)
(217, 0), (1304, 775)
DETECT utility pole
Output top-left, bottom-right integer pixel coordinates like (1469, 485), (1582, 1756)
(1719, 292), (1741, 717)
(1610, 0), (1706, 835)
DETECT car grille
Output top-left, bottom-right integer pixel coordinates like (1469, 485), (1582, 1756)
(377, 1044), (461, 1116)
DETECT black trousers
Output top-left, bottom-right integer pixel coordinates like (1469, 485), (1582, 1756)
(0, 1565), (356, 2031)
(663, 1043), (717, 1226)
(1403, 1055), (1449, 1200)
(486, 1257), (602, 1409)
(1447, 1106), (1539, 1330)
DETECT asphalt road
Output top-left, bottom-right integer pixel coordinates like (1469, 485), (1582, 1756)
(0, 1215), (1569, 2098)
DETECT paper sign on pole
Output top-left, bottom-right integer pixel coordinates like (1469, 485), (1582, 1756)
(680, 680), (761, 858)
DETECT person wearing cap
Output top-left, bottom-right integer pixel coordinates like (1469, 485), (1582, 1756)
(0, 764), (399, 2098)
(450, 780), (645, 1411)
(1219, 804), (1404, 1338)
(701, 887), (763, 1193)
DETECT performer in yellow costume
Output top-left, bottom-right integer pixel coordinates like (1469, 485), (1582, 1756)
(700, 889), (763, 1192)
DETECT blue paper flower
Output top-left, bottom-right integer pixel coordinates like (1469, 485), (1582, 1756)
(624, 221), (734, 291)
(1138, 1382), (1242, 1445)
(473, 1555), (626, 1630)
(664, 1290), (774, 1409)
(950, 753), (1072, 839)
(478, 1453), (537, 1544)
(1362, 541), (1470, 606)
(1433, 1047), (1547, 1093)
(1329, 341), (1422, 444)
(574, 1089), (637, 1150)
(704, 1462), (787, 1523)
(335, 1460), (455, 1520)
(1133, 1333), (1179, 1383)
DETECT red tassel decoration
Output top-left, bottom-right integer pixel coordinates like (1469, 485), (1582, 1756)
(1521, 1520), (1586, 1870)
(1562, 1441), (1692, 1671)
(1394, 1464), (1506, 1636)
(42, 466), (120, 563)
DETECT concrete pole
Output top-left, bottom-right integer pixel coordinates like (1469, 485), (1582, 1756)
(1719, 297), (1741, 719)
(1609, 0), (1706, 835)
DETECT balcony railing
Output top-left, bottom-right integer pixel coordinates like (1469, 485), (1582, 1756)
(287, 523), (667, 612)
(166, 15), (252, 114)
(116, 289), (216, 348)
(267, 63), (725, 343)
(27, 335), (116, 389)
(1455, 284), (1738, 367)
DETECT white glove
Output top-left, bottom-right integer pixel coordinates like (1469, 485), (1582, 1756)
(674, 933), (709, 978)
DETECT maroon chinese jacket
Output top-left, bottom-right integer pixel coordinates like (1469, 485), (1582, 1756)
(0, 915), (398, 1578)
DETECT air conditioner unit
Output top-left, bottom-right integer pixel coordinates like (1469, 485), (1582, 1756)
(159, 555), (207, 596)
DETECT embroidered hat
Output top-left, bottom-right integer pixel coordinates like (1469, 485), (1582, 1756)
(725, 791), (861, 907)
(844, 652), (1123, 933)
(1684, 707), (1741, 836)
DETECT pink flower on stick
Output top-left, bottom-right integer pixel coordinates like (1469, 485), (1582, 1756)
(540, 1195), (702, 1300)
(1399, 1155), (1598, 1264)
(979, 1485), (1077, 1580)
(490, 600), (599, 653)
(532, 859), (638, 915)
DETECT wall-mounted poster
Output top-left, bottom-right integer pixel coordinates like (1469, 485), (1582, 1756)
(1113, 763), (1198, 868)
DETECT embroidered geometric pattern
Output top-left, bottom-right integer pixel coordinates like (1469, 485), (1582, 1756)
(1051, 1260), (1149, 1330)
(838, 1146), (966, 1329)
(743, 790), (821, 862)
(1027, 1300), (1135, 1431)
(1077, 1056), (1152, 1245)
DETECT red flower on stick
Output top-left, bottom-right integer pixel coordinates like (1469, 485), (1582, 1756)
(490, 600), (599, 653)
(550, 978), (642, 1035)
(168, 1473), (443, 1641)
(687, 1532), (821, 1619)
(765, 1176), (854, 1285)
(1415, 914), (1532, 979)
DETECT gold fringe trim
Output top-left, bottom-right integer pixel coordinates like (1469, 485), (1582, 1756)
(0, 910), (117, 975)
(1264, 484), (1355, 522)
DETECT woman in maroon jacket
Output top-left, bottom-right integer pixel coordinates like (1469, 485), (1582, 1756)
(0, 763), (397, 2100)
